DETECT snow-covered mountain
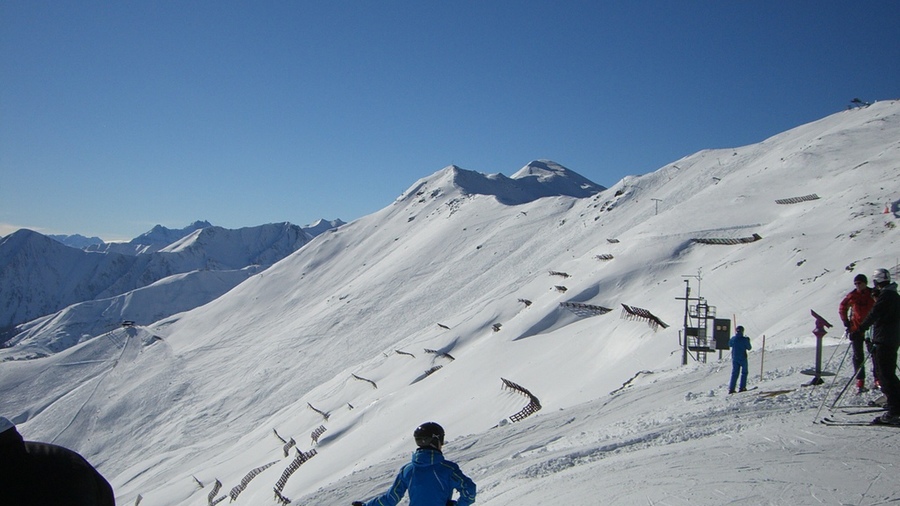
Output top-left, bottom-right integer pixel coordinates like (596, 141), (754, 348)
(75, 219), (343, 256)
(48, 233), (105, 249)
(303, 218), (348, 237)
(1, 101), (899, 505)
(85, 220), (214, 255)
(0, 222), (316, 344)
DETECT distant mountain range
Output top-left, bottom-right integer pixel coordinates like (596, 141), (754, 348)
(0, 219), (344, 352)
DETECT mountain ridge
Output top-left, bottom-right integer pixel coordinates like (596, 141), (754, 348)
(0, 221), (328, 344)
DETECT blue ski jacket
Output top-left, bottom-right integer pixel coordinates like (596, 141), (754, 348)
(364, 448), (476, 506)
(729, 333), (752, 363)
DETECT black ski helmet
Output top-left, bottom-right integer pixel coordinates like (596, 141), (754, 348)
(413, 422), (444, 449)
(873, 268), (891, 286)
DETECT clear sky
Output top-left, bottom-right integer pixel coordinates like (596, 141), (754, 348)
(2, 1), (898, 241)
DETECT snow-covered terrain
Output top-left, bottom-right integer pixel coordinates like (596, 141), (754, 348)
(0, 221), (332, 352)
(1, 101), (899, 505)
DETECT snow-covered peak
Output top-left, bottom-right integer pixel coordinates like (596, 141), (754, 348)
(83, 220), (214, 255)
(0, 228), (55, 255)
(132, 220), (213, 250)
(303, 218), (346, 237)
(512, 159), (607, 196)
(399, 160), (604, 206)
(158, 222), (311, 268)
(47, 233), (105, 249)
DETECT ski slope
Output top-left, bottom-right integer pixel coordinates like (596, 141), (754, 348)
(1, 101), (899, 505)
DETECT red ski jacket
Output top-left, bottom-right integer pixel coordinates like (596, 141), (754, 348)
(839, 287), (875, 333)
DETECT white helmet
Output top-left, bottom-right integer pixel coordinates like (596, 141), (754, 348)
(873, 268), (891, 285)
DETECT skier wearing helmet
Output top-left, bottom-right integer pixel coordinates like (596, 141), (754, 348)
(858, 268), (900, 425)
(352, 422), (476, 506)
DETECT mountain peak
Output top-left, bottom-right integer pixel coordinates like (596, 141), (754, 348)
(512, 159), (607, 196)
(404, 161), (605, 206)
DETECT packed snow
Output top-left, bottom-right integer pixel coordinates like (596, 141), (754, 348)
(2, 101), (899, 505)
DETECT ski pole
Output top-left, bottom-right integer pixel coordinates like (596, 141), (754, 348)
(812, 341), (852, 422)
(830, 341), (872, 409)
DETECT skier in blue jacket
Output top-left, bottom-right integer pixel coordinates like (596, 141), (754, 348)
(352, 422), (476, 506)
(729, 325), (752, 393)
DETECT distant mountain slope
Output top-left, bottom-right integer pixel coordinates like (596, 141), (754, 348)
(0, 222), (313, 335)
(86, 220), (213, 255)
(48, 233), (105, 249)
(51, 219), (343, 254)
(7, 267), (261, 356)
(0, 230), (136, 331)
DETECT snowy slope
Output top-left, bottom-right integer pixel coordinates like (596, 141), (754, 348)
(4, 267), (263, 358)
(0, 222), (312, 338)
(1, 101), (899, 505)
(0, 230), (135, 329)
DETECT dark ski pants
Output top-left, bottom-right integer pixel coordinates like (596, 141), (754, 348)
(730, 358), (749, 392)
(850, 331), (877, 382)
(874, 343), (900, 416)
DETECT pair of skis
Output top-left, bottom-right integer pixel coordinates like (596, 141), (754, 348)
(819, 406), (898, 427)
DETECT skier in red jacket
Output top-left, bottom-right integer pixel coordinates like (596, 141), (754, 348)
(839, 273), (877, 392)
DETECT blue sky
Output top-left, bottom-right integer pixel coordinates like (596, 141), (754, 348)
(2, 1), (898, 241)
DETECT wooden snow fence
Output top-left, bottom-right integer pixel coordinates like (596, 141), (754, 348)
(775, 193), (820, 205)
(352, 373), (378, 389)
(274, 449), (318, 505)
(311, 425), (327, 444)
(281, 437), (296, 457)
(501, 378), (542, 423)
(691, 233), (762, 245)
(228, 461), (279, 501)
(621, 304), (669, 331)
(424, 349), (455, 361)
(306, 402), (330, 421)
(423, 365), (443, 377)
(207, 480), (225, 506)
(560, 301), (613, 317)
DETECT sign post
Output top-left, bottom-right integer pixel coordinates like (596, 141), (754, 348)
(801, 310), (834, 386)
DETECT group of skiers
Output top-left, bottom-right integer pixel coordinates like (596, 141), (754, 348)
(837, 268), (900, 425)
(730, 267), (900, 425)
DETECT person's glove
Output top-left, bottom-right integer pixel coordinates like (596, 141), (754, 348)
(447, 501), (457, 506)
(352, 502), (365, 506)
